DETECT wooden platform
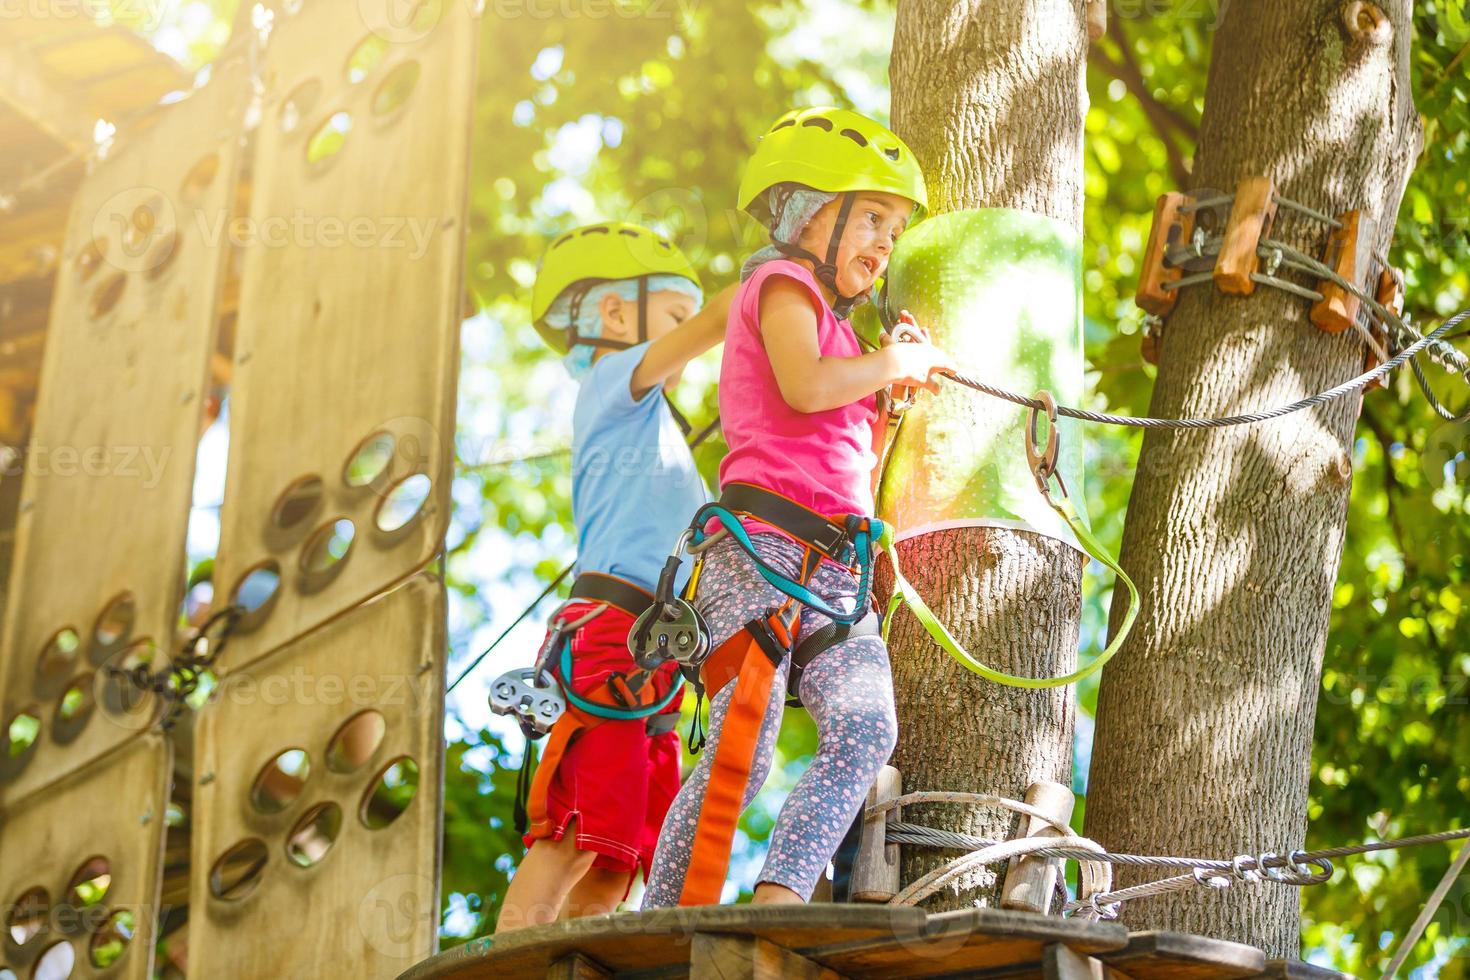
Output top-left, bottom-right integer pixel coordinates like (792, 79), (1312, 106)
(396, 905), (1355, 980)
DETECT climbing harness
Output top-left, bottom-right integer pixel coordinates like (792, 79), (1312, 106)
(630, 482), (886, 905)
(491, 571), (686, 836)
(738, 106), (928, 320)
(529, 221), (701, 355)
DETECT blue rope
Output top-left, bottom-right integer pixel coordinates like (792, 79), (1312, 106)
(691, 505), (882, 626)
(557, 638), (684, 720)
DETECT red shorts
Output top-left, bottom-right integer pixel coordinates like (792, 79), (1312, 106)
(522, 601), (684, 878)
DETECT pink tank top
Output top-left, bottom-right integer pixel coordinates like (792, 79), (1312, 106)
(717, 260), (880, 525)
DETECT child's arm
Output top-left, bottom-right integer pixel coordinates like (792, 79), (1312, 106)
(630, 282), (738, 398)
(759, 278), (953, 414)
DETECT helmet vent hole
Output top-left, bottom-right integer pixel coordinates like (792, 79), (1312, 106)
(840, 128), (868, 146)
(771, 118), (796, 132)
(883, 146), (901, 161)
(552, 235), (573, 248)
(801, 116), (833, 131)
(617, 229), (640, 237)
(581, 225), (610, 235)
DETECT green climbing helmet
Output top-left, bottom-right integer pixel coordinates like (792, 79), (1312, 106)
(530, 221), (701, 353)
(737, 107), (928, 216)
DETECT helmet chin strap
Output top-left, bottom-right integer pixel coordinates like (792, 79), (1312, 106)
(565, 275), (650, 352)
(772, 192), (861, 320)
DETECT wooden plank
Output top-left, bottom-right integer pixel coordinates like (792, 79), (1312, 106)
(211, 0), (477, 672)
(396, 905), (928, 980)
(0, 47), (250, 809)
(691, 934), (844, 980)
(0, 734), (170, 979)
(187, 573), (446, 979)
(1254, 961), (1354, 978)
(546, 952), (612, 980)
(1100, 932), (1266, 979)
(1045, 943), (1134, 980)
(797, 907), (1128, 979)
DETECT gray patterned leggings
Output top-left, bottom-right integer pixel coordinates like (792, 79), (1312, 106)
(642, 531), (898, 906)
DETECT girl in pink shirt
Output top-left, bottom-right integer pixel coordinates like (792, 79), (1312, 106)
(644, 108), (953, 907)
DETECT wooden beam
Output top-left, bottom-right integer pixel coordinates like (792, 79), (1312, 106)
(850, 764), (901, 902)
(546, 952), (611, 980)
(1000, 781), (1075, 913)
(0, 41), (96, 153)
(691, 933), (845, 980)
(1046, 943), (1134, 980)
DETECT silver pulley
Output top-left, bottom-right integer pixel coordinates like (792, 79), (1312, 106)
(488, 667), (566, 734)
(630, 599), (710, 670)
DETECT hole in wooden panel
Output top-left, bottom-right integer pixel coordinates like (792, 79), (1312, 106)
(229, 561), (281, 632)
(93, 593), (135, 650)
(371, 61), (420, 118)
(36, 628), (81, 694)
(344, 35), (390, 84)
(180, 573), (214, 632)
(180, 153), (220, 206)
(299, 518), (355, 581)
(75, 239), (106, 281)
(285, 802), (342, 868)
(95, 638), (159, 726)
(375, 473), (431, 534)
(90, 273), (126, 318)
(52, 674), (96, 743)
(271, 475), (324, 530)
(143, 229), (180, 281)
(0, 969), (14, 980)
(360, 756), (419, 830)
(87, 909), (135, 968)
(280, 78), (322, 134)
(305, 111), (352, 169)
(344, 431), (395, 488)
(249, 748), (312, 814)
(6, 886), (47, 945)
(31, 940), (74, 979)
(64, 857), (110, 909)
(5, 707), (41, 759)
(208, 838), (268, 901)
(325, 709), (385, 774)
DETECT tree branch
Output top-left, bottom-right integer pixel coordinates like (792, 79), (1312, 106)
(1088, 19), (1197, 189)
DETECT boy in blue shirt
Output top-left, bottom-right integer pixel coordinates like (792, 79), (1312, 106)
(495, 223), (734, 931)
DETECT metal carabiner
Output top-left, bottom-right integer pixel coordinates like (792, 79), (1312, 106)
(1025, 389), (1067, 503)
(885, 320), (926, 416)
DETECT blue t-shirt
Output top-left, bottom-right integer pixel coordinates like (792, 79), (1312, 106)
(571, 344), (709, 594)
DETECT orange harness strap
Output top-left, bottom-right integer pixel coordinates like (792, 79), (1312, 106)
(678, 607), (796, 905)
(525, 711), (586, 835)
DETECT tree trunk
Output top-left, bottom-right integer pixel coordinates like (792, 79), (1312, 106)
(884, 0), (1089, 907)
(1087, 0), (1420, 954)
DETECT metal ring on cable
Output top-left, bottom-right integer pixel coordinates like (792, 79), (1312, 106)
(1193, 866), (1232, 890)
(1231, 855), (1262, 884)
(1257, 852), (1294, 884)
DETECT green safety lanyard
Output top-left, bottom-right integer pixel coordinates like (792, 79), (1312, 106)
(876, 389), (1140, 689)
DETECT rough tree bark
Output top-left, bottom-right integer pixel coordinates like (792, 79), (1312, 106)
(883, 0), (1089, 907)
(1087, 0), (1420, 954)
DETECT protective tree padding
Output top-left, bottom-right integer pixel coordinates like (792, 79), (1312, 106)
(878, 208), (1088, 553)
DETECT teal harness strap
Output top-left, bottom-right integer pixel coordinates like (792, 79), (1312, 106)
(557, 637), (684, 720)
(691, 503), (880, 626)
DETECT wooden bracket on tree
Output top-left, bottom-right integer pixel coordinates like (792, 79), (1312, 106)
(1310, 210), (1378, 334)
(1135, 192), (1193, 318)
(998, 781), (1075, 914)
(1363, 265), (1403, 392)
(849, 765), (901, 903)
(1213, 176), (1277, 295)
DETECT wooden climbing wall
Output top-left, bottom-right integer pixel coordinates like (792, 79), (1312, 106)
(187, 572), (445, 979)
(0, 734), (171, 979)
(210, 0), (477, 673)
(0, 53), (249, 808)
